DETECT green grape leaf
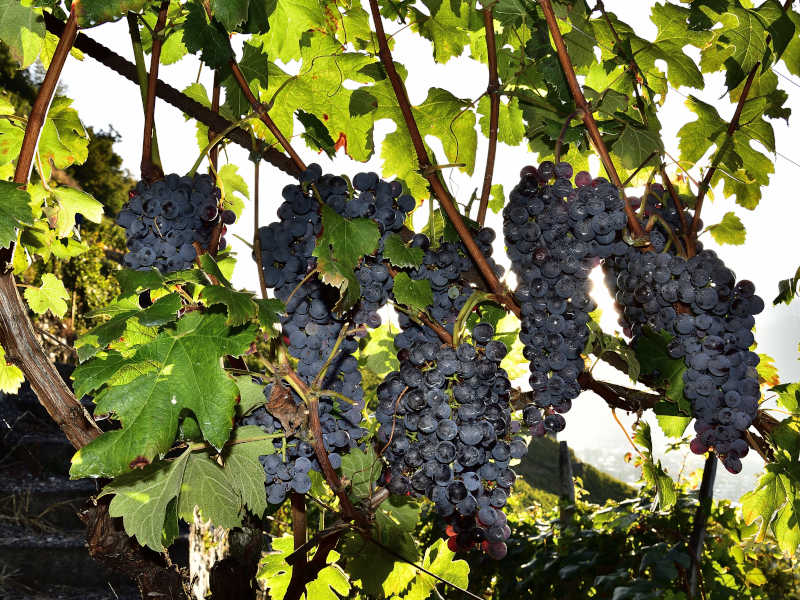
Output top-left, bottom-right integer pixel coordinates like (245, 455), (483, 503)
(48, 186), (104, 237)
(410, 0), (473, 63)
(781, 9), (800, 77)
(297, 109), (337, 157)
(757, 353), (781, 387)
(340, 446), (382, 500)
(256, 298), (284, 339)
(677, 95), (727, 164)
(100, 449), (190, 552)
(199, 253), (233, 287)
(488, 183), (505, 215)
(0, 344), (24, 394)
(405, 538), (470, 600)
(612, 116), (664, 171)
(634, 330), (688, 413)
(645, 2), (711, 89)
(72, 350), (151, 400)
(76, 293), (182, 362)
(221, 425), (277, 518)
(24, 273), (69, 317)
(159, 29), (187, 65)
(707, 211), (746, 245)
(349, 89), (378, 117)
(258, 535), (350, 600)
(312, 205), (379, 313)
(383, 233), (423, 268)
(699, 6), (769, 91)
(773, 383), (800, 414)
(0, 181), (35, 250)
(653, 401), (692, 439)
(71, 313), (256, 478)
(378, 87), (478, 200)
(200, 286), (258, 326)
(222, 41), (268, 118)
(313, 205), (380, 268)
(0, 118), (24, 167)
(477, 96), (525, 146)
(634, 421), (678, 510)
(359, 322), (400, 379)
(235, 375), (266, 417)
(252, 0), (325, 62)
(37, 97), (89, 179)
(585, 321), (640, 383)
(176, 451), (242, 528)
(217, 163), (249, 218)
(346, 496), (421, 597)
(210, 0), (250, 31)
(741, 462), (800, 554)
(75, 0), (151, 27)
(183, 2), (234, 70)
(773, 265), (800, 306)
(0, 0), (43, 67)
(392, 272), (433, 314)
(497, 313), (528, 381)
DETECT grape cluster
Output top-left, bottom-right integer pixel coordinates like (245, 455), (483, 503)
(116, 173), (233, 272)
(378, 323), (527, 559)
(604, 245), (763, 473)
(250, 165), (419, 503)
(395, 228), (503, 348)
(504, 161), (627, 435)
(625, 183), (702, 254)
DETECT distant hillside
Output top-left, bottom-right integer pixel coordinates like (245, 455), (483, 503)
(513, 434), (635, 510)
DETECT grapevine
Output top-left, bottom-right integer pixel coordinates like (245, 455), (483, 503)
(0, 1), (797, 599)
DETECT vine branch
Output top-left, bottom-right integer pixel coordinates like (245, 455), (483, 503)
(286, 493), (308, 600)
(367, 0), (520, 317)
(690, 65), (757, 239)
(538, 0), (646, 239)
(660, 165), (694, 255)
(476, 3), (499, 227)
(2, 3), (100, 450)
(140, 0), (169, 182)
(688, 454), (716, 599)
(127, 12), (161, 168)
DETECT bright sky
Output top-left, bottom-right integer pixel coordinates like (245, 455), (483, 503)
(57, 1), (800, 499)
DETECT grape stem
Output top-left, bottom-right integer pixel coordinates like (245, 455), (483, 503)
(127, 13), (161, 169)
(690, 65), (757, 241)
(367, 0), (521, 318)
(140, 1), (169, 183)
(659, 166), (694, 255)
(312, 324), (349, 390)
(554, 109), (583, 164)
(538, 0), (646, 239)
(476, 2), (500, 227)
(252, 161), (269, 299)
(386, 265), (455, 345)
(452, 291), (493, 347)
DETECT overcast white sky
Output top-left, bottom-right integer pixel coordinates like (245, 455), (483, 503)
(57, 1), (800, 499)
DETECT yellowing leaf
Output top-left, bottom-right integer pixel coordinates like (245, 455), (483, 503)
(0, 344), (23, 394)
(24, 273), (69, 317)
